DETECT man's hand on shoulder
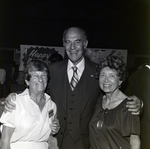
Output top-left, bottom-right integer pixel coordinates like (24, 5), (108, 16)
(126, 95), (143, 115)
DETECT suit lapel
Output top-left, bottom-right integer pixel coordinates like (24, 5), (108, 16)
(56, 60), (68, 112)
(80, 59), (97, 113)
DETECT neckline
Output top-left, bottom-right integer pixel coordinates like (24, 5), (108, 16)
(101, 98), (127, 111)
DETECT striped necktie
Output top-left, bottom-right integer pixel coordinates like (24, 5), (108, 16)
(70, 66), (78, 90)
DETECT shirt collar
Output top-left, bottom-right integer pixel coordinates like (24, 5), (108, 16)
(67, 57), (85, 72)
(145, 64), (150, 69)
(19, 88), (50, 102)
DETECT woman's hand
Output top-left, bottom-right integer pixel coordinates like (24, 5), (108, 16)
(50, 119), (60, 135)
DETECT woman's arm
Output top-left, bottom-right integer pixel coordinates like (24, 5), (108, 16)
(130, 134), (140, 149)
(1, 126), (14, 149)
(50, 103), (60, 135)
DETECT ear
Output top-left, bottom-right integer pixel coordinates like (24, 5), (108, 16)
(84, 40), (88, 49)
(63, 40), (66, 47)
(25, 80), (29, 86)
(119, 80), (123, 86)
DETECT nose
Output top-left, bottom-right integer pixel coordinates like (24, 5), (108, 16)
(70, 42), (75, 50)
(38, 76), (43, 82)
(104, 76), (108, 82)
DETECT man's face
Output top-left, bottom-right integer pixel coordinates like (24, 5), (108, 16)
(63, 28), (88, 65)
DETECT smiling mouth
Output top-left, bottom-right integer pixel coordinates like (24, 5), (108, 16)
(103, 84), (110, 87)
(70, 52), (77, 53)
(36, 82), (45, 86)
(70, 52), (78, 55)
(69, 49), (80, 52)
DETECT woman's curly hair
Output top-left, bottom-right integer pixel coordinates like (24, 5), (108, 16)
(95, 56), (128, 81)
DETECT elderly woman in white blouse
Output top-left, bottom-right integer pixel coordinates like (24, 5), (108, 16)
(0, 60), (59, 149)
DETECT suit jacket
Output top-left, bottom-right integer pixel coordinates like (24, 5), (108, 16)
(48, 58), (100, 148)
(124, 65), (150, 149)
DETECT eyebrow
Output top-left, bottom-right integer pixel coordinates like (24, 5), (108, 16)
(65, 38), (82, 41)
(75, 39), (82, 42)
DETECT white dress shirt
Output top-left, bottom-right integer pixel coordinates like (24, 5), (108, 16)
(67, 58), (85, 83)
(145, 64), (150, 69)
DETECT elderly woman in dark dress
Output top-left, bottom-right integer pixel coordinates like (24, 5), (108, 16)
(89, 56), (140, 149)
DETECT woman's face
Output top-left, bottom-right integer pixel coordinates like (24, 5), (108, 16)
(25, 71), (48, 93)
(99, 67), (122, 94)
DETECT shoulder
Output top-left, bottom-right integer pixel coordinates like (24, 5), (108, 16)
(84, 58), (97, 73)
(15, 89), (30, 105)
(136, 65), (150, 75)
(17, 89), (29, 97)
(85, 57), (97, 67)
(49, 60), (67, 75)
(45, 93), (56, 107)
(50, 59), (67, 68)
(0, 69), (6, 73)
(117, 98), (138, 117)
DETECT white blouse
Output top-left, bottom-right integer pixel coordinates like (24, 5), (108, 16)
(0, 89), (57, 149)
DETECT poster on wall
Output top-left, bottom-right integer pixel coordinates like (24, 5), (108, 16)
(84, 48), (127, 64)
(19, 45), (127, 70)
(16, 45), (127, 84)
(19, 45), (65, 71)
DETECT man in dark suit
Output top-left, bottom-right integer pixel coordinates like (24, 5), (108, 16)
(47, 27), (100, 149)
(4, 27), (142, 149)
(125, 61), (150, 149)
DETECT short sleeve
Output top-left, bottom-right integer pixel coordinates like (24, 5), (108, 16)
(120, 101), (140, 136)
(0, 108), (16, 128)
(0, 95), (21, 128)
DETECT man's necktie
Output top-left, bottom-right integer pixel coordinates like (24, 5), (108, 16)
(70, 66), (78, 90)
